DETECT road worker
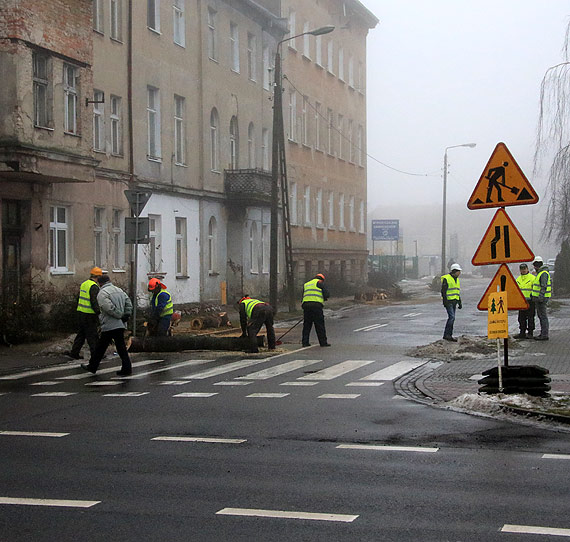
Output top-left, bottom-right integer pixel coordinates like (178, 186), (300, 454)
(441, 263), (462, 342)
(301, 273), (331, 347)
(238, 296), (276, 353)
(514, 263), (535, 339)
(147, 278), (174, 336)
(531, 256), (551, 340)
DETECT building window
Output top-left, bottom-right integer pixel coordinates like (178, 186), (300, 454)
(290, 182), (298, 225)
(358, 61), (364, 92)
(317, 188), (323, 226)
(304, 186), (311, 225)
(328, 191), (334, 227)
(338, 47), (344, 81)
(359, 200), (365, 233)
(148, 214), (161, 272)
(301, 96), (308, 145)
(348, 56), (354, 88)
(358, 124), (364, 166)
(247, 122), (255, 168)
(338, 114), (344, 159)
(210, 108), (219, 171)
(49, 206), (69, 271)
(173, 0), (185, 46)
(64, 64), (78, 134)
(315, 35), (322, 67)
(263, 45), (272, 90)
(327, 40), (334, 73)
(288, 91), (296, 142)
(230, 22), (239, 72)
(174, 94), (186, 165)
(250, 221), (258, 273)
(33, 54), (51, 128)
(349, 195), (355, 230)
(94, 207), (105, 267)
(303, 22), (310, 58)
(339, 193), (345, 229)
(327, 108), (333, 155)
(110, 0), (122, 40)
(112, 209), (124, 269)
(92, 90), (104, 151)
(148, 0), (160, 31)
(110, 95), (122, 155)
(314, 102), (321, 150)
(147, 86), (161, 159)
(348, 119), (354, 163)
(247, 32), (256, 81)
(175, 217), (187, 276)
(207, 8), (217, 60)
(261, 223), (269, 273)
(229, 116), (239, 169)
(208, 216), (217, 273)
(288, 10), (296, 49)
(261, 128), (269, 170)
(93, 0), (104, 33)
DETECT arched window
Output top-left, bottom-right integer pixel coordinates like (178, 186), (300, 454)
(210, 108), (219, 171)
(249, 221), (258, 273)
(208, 216), (217, 273)
(230, 116), (239, 169)
(248, 122), (255, 168)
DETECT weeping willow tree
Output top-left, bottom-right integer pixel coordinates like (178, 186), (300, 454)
(535, 24), (570, 242)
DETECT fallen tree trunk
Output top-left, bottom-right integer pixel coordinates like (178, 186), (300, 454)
(128, 334), (264, 353)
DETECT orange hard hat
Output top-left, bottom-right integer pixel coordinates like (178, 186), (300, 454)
(148, 278), (161, 290)
(315, 273), (325, 280)
(90, 267), (103, 277)
(238, 296), (250, 303)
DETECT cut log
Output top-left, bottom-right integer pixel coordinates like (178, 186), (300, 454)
(129, 334), (265, 353)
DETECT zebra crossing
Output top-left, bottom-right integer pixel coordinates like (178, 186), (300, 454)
(0, 356), (428, 400)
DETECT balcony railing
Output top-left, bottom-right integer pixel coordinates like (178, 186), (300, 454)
(224, 168), (272, 205)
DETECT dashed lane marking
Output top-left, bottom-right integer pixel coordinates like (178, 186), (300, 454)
(353, 323), (388, 332)
(152, 436), (246, 444)
(216, 507), (359, 523)
(236, 359), (323, 380)
(85, 381), (123, 387)
(542, 454), (570, 460)
(30, 381), (61, 386)
(337, 444), (439, 453)
(103, 392), (150, 397)
(0, 431), (69, 438)
(280, 382), (319, 386)
(346, 382), (384, 387)
(0, 497), (100, 508)
(403, 312), (423, 318)
(58, 359), (165, 380)
(173, 392), (218, 398)
(31, 392), (77, 397)
(297, 360), (375, 381)
(318, 394), (360, 399)
(214, 381), (252, 386)
(501, 524), (570, 537)
(246, 393), (290, 398)
(0, 364), (79, 380)
(158, 381), (190, 385)
(360, 360), (427, 381)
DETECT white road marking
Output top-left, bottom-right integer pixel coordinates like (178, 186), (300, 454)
(118, 359), (214, 380)
(216, 507), (358, 523)
(403, 312), (422, 318)
(32, 392), (77, 397)
(501, 524), (570, 537)
(360, 360), (427, 381)
(30, 381), (61, 386)
(469, 374), (484, 381)
(0, 364), (79, 380)
(152, 436), (246, 444)
(318, 394), (360, 399)
(236, 359), (322, 380)
(58, 359), (164, 380)
(337, 444), (439, 453)
(246, 393), (289, 398)
(174, 392), (218, 398)
(346, 382), (384, 387)
(214, 381), (252, 386)
(0, 431), (69, 438)
(182, 358), (270, 379)
(542, 454), (570, 460)
(353, 323), (388, 332)
(103, 392), (150, 397)
(0, 497), (100, 508)
(158, 381), (190, 385)
(85, 381), (122, 386)
(280, 381), (319, 386)
(297, 360), (376, 381)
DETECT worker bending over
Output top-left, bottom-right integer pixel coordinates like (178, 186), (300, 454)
(238, 296), (276, 354)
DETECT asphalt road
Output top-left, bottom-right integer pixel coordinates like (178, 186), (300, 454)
(0, 276), (569, 541)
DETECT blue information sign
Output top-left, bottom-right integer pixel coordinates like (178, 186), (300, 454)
(372, 219), (399, 241)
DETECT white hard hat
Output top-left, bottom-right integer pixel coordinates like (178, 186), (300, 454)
(450, 263), (462, 272)
(533, 256), (543, 264)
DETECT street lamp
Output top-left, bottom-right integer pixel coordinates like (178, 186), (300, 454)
(441, 142), (476, 276)
(270, 24), (335, 311)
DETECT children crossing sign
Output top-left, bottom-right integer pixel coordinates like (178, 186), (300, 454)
(488, 291), (509, 339)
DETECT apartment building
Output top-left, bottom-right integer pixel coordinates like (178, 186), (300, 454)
(280, 0), (377, 290)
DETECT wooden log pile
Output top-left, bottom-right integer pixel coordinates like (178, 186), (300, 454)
(189, 312), (232, 330)
(129, 334), (264, 353)
(354, 289), (389, 302)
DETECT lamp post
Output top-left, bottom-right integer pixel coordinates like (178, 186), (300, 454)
(441, 142), (476, 276)
(270, 24), (335, 311)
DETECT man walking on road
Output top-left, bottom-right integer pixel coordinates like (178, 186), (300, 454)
(81, 275), (133, 376)
(515, 263), (535, 339)
(531, 256), (551, 341)
(302, 273), (331, 348)
(66, 267), (102, 360)
(238, 296), (276, 354)
(441, 263), (462, 342)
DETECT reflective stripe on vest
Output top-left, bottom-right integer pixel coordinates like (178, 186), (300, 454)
(77, 279), (97, 314)
(516, 273), (535, 300)
(154, 289), (174, 317)
(242, 298), (264, 319)
(302, 278), (325, 304)
(441, 274), (460, 301)
(531, 270), (552, 298)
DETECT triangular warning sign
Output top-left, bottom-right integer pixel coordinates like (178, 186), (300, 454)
(467, 142), (539, 210)
(472, 208), (534, 265)
(478, 264), (529, 311)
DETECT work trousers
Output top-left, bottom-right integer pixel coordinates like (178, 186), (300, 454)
(534, 299), (549, 338)
(302, 301), (328, 346)
(517, 299), (535, 335)
(71, 313), (99, 358)
(443, 301), (457, 339)
(88, 327), (131, 373)
(247, 304), (276, 353)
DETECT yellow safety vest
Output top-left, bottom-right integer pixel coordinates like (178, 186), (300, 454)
(302, 278), (325, 304)
(241, 298), (264, 318)
(531, 270), (551, 299)
(154, 289), (174, 317)
(516, 273), (535, 300)
(77, 279), (98, 314)
(441, 274), (460, 302)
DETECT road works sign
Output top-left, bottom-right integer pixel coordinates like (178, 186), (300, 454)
(477, 264), (528, 311)
(472, 208), (534, 266)
(467, 142), (539, 210)
(488, 290), (509, 339)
